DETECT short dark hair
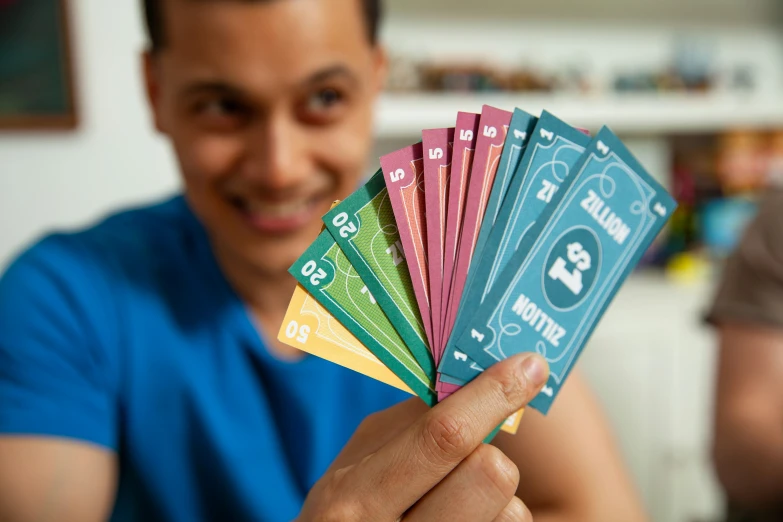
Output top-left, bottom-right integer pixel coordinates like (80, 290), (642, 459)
(142, 0), (382, 52)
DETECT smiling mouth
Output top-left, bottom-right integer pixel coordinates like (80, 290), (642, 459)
(229, 195), (326, 234)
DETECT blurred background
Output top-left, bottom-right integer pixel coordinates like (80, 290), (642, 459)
(3, 1), (783, 521)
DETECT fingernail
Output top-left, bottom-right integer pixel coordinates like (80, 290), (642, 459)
(519, 354), (549, 389)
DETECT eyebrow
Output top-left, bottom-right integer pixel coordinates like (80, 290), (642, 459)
(181, 82), (244, 99)
(179, 64), (361, 99)
(303, 65), (360, 88)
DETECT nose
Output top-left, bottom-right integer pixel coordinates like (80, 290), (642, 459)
(240, 112), (310, 192)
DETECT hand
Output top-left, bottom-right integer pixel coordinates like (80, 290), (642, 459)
(298, 352), (550, 522)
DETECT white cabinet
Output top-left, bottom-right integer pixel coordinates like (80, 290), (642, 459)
(580, 274), (724, 522)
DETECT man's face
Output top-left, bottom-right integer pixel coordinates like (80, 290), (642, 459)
(145, 0), (385, 276)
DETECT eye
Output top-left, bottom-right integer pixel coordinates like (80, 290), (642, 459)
(306, 88), (344, 112)
(199, 98), (244, 117)
(191, 96), (250, 131)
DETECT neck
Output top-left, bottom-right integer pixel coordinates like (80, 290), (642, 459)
(211, 241), (303, 361)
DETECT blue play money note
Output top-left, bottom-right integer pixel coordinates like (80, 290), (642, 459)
(454, 127), (677, 413)
(439, 112), (590, 384)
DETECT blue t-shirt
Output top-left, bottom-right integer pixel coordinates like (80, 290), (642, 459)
(0, 196), (408, 521)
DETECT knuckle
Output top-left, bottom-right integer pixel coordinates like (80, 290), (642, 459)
(316, 473), (365, 522)
(353, 411), (384, 440)
(471, 445), (520, 500)
(357, 411), (381, 431)
(490, 361), (532, 407)
(420, 411), (474, 465)
(495, 497), (532, 522)
(316, 499), (364, 522)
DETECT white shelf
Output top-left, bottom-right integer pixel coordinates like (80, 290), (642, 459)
(374, 92), (783, 138)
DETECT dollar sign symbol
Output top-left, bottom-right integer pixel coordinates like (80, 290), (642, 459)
(566, 242), (591, 271)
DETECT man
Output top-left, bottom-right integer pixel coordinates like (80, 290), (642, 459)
(0, 0), (646, 520)
(708, 189), (783, 522)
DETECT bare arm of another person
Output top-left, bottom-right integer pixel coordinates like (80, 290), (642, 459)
(705, 189), (783, 509)
(494, 370), (648, 522)
(0, 438), (116, 522)
(712, 322), (783, 507)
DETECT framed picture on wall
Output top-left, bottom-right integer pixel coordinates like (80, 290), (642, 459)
(0, 0), (78, 130)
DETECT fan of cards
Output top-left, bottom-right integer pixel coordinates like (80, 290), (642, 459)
(278, 106), (676, 435)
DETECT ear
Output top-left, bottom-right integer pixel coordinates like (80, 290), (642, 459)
(142, 51), (167, 134)
(370, 45), (388, 96)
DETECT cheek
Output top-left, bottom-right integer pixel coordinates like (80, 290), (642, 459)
(315, 114), (374, 190)
(174, 131), (245, 186)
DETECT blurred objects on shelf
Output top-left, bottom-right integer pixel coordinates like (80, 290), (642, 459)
(504, 68), (556, 93)
(385, 54), (421, 92)
(614, 38), (715, 93)
(385, 36), (757, 97)
(419, 63), (513, 93)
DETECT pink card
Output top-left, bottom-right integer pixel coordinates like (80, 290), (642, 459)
(438, 383), (460, 401)
(440, 112), (479, 350)
(441, 106), (512, 344)
(380, 143), (434, 351)
(422, 127), (454, 363)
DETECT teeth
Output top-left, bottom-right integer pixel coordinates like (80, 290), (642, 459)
(243, 199), (310, 218)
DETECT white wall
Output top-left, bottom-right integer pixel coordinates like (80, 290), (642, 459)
(0, 0), (179, 270)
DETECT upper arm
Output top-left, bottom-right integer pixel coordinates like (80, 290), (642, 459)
(493, 371), (647, 522)
(715, 323), (783, 423)
(707, 190), (783, 417)
(0, 237), (120, 520)
(0, 437), (117, 522)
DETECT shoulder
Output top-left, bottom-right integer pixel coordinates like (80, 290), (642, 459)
(0, 199), (197, 448)
(0, 196), (201, 349)
(4, 196), (199, 290)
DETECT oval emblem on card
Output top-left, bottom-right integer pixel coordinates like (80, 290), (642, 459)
(542, 226), (601, 311)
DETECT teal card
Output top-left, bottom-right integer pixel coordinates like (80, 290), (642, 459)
(439, 112), (590, 383)
(455, 127), (677, 413)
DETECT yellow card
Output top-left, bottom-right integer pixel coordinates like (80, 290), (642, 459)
(278, 284), (413, 394)
(501, 409), (524, 435)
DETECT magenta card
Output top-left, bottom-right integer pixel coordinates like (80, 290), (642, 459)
(441, 106), (512, 343)
(380, 143), (434, 351)
(440, 112), (479, 351)
(422, 127), (454, 362)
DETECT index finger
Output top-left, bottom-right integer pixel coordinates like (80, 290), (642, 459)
(347, 352), (549, 519)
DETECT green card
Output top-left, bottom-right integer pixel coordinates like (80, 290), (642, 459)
(290, 230), (436, 406)
(323, 170), (435, 378)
